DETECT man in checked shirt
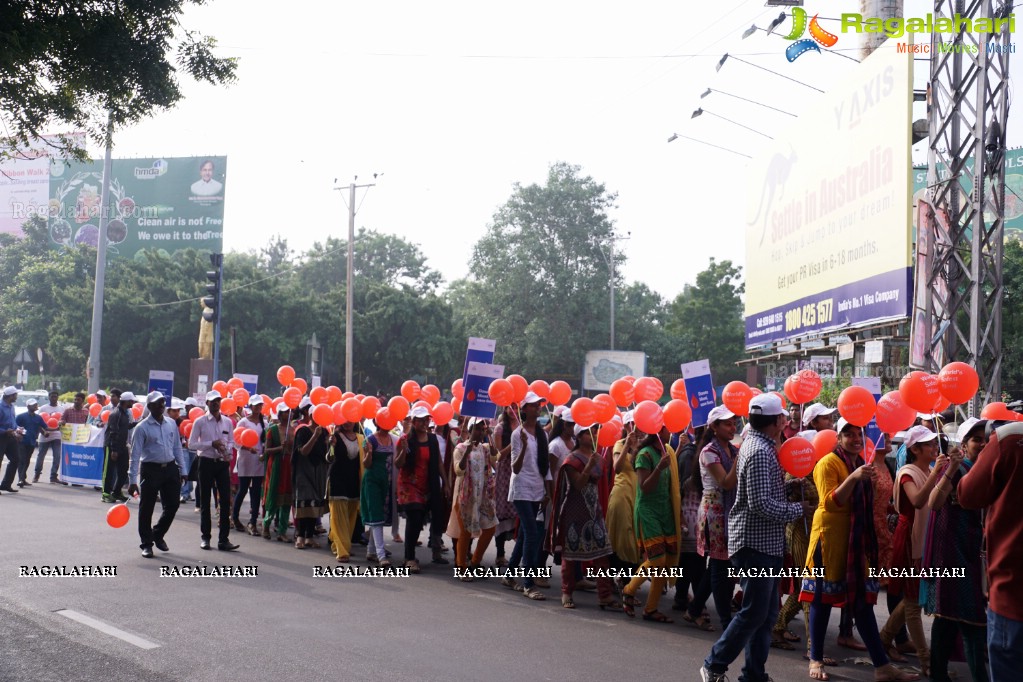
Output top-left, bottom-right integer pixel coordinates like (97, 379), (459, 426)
(701, 392), (815, 682)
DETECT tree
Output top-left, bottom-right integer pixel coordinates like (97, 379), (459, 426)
(0, 1), (237, 160)
(665, 259), (746, 383)
(456, 162), (622, 377)
(1001, 238), (1023, 396)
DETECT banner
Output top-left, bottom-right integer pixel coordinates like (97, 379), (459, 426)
(744, 45), (913, 347)
(1, 132), (85, 236)
(461, 361), (505, 419)
(461, 338), (496, 388)
(682, 359), (716, 428)
(234, 373), (258, 394)
(60, 423), (105, 486)
(852, 377), (885, 448)
(47, 156), (226, 259)
(148, 370), (174, 399)
(582, 350), (646, 392)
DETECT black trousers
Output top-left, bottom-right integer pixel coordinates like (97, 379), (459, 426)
(404, 508), (427, 561)
(198, 457), (232, 543)
(0, 434), (19, 489)
(103, 447), (129, 496)
(138, 461), (181, 549)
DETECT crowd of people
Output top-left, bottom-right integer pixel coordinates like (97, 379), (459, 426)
(1, 382), (1020, 681)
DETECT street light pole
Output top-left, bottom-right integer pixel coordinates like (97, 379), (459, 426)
(601, 231), (630, 350)
(335, 176), (378, 393)
(87, 112), (114, 393)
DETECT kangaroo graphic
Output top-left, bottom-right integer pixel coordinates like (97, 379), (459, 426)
(748, 146), (798, 246)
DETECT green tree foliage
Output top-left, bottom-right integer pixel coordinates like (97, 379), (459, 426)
(1001, 238), (1023, 396)
(0, 0), (237, 160)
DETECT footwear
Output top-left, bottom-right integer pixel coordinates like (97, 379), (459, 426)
(682, 612), (715, 631)
(295, 538), (305, 549)
(405, 560), (421, 574)
(17, 480), (30, 487)
(141, 547), (154, 559)
(642, 610), (674, 623)
(233, 519), (246, 532)
(699, 666), (729, 682)
(262, 523), (272, 539)
(101, 493), (114, 503)
(809, 660), (830, 680)
(500, 577), (518, 590)
(154, 539), (169, 552)
(886, 647), (907, 663)
(495, 556), (509, 567)
(218, 541), (240, 551)
(379, 559), (392, 569)
(200, 540), (211, 550)
(770, 635), (796, 650)
(114, 493), (128, 502)
(246, 523), (259, 536)
(0, 486), (18, 493)
(622, 593), (639, 618)
(598, 599), (624, 612)
(431, 554), (450, 565)
(533, 576), (551, 589)
(522, 587), (546, 601)
(366, 553), (379, 563)
(32, 473), (40, 483)
(561, 594), (575, 609)
(392, 533), (403, 543)
(304, 538), (321, 549)
(50, 478), (59, 484)
(336, 555), (350, 563)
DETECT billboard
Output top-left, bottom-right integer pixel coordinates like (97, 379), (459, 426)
(0, 132), (85, 236)
(582, 350), (646, 392)
(744, 45), (913, 348)
(45, 156), (226, 259)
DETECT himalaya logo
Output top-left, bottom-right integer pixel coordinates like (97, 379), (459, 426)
(783, 7), (839, 62)
(134, 159), (168, 179)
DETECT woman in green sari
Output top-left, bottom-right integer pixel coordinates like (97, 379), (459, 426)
(261, 403), (295, 542)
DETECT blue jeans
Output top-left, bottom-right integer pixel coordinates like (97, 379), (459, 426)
(507, 500), (542, 588)
(704, 548), (781, 682)
(988, 607), (1023, 682)
(180, 450), (196, 498)
(34, 439), (61, 479)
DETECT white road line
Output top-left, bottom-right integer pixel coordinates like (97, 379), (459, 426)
(56, 609), (160, 649)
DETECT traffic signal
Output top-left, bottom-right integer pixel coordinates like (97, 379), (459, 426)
(202, 253), (223, 322)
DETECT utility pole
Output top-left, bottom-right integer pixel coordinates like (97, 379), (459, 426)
(600, 231), (630, 350)
(334, 176), (379, 393)
(86, 112), (114, 394)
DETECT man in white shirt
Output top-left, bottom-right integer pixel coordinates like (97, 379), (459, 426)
(34, 390), (64, 483)
(187, 390), (239, 551)
(190, 159), (223, 196)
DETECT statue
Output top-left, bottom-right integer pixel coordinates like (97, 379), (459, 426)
(198, 303), (214, 359)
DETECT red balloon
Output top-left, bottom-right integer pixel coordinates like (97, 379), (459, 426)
(89, 402), (102, 418)
(432, 401), (454, 425)
(325, 386), (343, 405)
(221, 398), (238, 415)
(596, 422), (622, 448)
(331, 401), (345, 425)
(361, 396), (381, 420)
(451, 397), (462, 415)
(669, 379), (687, 401)
(813, 430), (838, 460)
(388, 396), (410, 420)
(779, 437), (816, 477)
(621, 376), (636, 384)
(183, 422), (193, 439)
(240, 428), (260, 448)
(47, 416), (59, 429)
(788, 370), (822, 404)
(310, 404), (332, 427)
(188, 407), (204, 422)
(773, 391), (787, 407)
(341, 392), (355, 401)
(875, 391), (916, 433)
(938, 362), (979, 405)
(413, 400), (432, 412)
(290, 378), (308, 395)
(131, 403), (144, 419)
(783, 376), (798, 405)
(420, 384), (441, 407)
(571, 398), (598, 428)
(341, 397), (362, 423)
(277, 365), (296, 386)
(451, 379), (464, 400)
(932, 394), (952, 414)
(87, 394), (98, 405)
(981, 402), (1015, 420)
(106, 503), (130, 528)
(749, 387), (763, 398)
(899, 371), (940, 412)
(375, 407), (398, 431)
(309, 386), (328, 405)
(663, 399), (693, 433)
(227, 377), (244, 391)
(722, 381), (753, 417)
(401, 380), (421, 402)
(591, 394), (617, 424)
(633, 377), (663, 402)
(548, 381), (572, 406)
(488, 379), (514, 407)
(100, 410), (110, 423)
(528, 379), (550, 400)
(610, 379), (636, 407)
(837, 386), (877, 427)
(283, 387), (302, 409)
(233, 426), (246, 445)
(506, 375), (529, 403)
(231, 388), (250, 407)
(212, 380), (229, 397)
(633, 400), (664, 435)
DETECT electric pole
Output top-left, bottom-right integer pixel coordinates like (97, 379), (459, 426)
(86, 112), (114, 394)
(600, 231), (630, 350)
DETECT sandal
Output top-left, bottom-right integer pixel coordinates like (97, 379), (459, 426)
(460, 574), (474, 583)
(886, 647), (907, 663)
(803, 654), (838, 666)
(642, 610), (674, 624)
(379, 559), (392, 569)
(809, 661), (830, 681)
(873, 664), (920, 681)
(304, 539), (321, 549)
(682, 612), (715, 631)
(523, 587), (546, 601)
(336, 556), (350, 563)
(295, 539), (305, 549)
(405, 560), (421, 574)
(784, 629), (801, 642)
(622, 593), (638, 618)
(561, 594), (576, 609)
(771, 637), (796, 650)
(276, 535), (288, 542)
(598, 600), (624, 612)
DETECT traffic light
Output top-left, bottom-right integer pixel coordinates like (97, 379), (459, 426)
(203, 253), (223, 322)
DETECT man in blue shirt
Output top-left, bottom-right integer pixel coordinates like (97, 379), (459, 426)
(0, 386), (21, 493)
(15, 399), (49, 487)
(127, 392), (188, 559)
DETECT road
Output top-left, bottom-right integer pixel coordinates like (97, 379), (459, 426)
(0, 480), (966, 682)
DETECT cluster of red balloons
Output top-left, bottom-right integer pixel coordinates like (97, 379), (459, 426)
(487, 374), (573, 408)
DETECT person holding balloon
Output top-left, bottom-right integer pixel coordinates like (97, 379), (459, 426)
(361, 415), (398, 567)
(606, 413), (641, 584)
(395, 405), (446, 572)
(33, 390), (63, 484)
(261, 403), (296, 542)
(446, 417), (499, 579)
(798, 418), (918, 682)
(232, 396), (266, 537)
(491, 404), (520, 568)
(326, 415), (365, 563)
(292, 400), (330, 550)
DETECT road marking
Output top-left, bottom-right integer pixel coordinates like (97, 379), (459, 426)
(55, 609), (160, 649)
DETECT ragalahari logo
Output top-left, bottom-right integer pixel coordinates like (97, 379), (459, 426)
(783, 7), (839, 62)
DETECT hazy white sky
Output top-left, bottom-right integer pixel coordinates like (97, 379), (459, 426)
(98, 0), (1021, 300)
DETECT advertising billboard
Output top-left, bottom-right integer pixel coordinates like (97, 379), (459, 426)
(46, 156), (226, 259)
(582, 350), (646, 392)
(0, 132), (85, 236)
(744, 45), (913, 348)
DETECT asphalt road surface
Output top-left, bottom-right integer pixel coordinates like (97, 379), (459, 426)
(0, 478), (970, 682)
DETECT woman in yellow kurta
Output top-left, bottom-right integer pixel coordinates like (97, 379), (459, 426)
(606, 425), (641, 568)
(326, 420), (365, 562)
(798, 420), (918, 682)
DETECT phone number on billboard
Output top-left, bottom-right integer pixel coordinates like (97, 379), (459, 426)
(785, 299), (834, 333)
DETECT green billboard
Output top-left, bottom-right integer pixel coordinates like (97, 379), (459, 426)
(47, 156), (226, 259)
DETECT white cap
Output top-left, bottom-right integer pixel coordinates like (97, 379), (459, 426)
(561, 410), (575, 424)
(205, 390), (222, 402)
(467, 416), (486, 428)
(749, 393), (785, 417)
(2, 386), (17, 396)
(520, 391), (543, 406)
(26, 398), (38, 407)
(707, 405), (735, 423)
(622, 410), (635, 425)
(184, 397), (199, 408)
(796, 429), (818, 441)
(119, 392), (137, 403)
(553, 405), (568, 419)
(904, 424), (939, 449)
(249, 395), (265, 406)
(410, 405), (431, 419)
(146, 391), (165, 404)
(917, 412), (938, 421)
(573, 424), (588, 436)
(169, 398), (186, 410)
(836, 417), (855, 433)
(276, 402), (291, 414)
(299, 396), (312, 410)
(953, 418), (985, 444)
(802, 403), (837, 426)
(96, 390), (107, 397)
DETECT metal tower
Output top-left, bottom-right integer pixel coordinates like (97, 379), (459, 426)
(924, 0), (1013, 414)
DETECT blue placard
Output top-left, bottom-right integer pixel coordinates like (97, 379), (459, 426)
(461, 361), (505, 419)
(234, 373), (258, 395)
(462, 338), (496, 387)
(682, 359), (716, 428)
(148, 370), (174, 400)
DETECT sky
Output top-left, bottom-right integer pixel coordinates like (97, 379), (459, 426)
(89, 0), (1023, 301)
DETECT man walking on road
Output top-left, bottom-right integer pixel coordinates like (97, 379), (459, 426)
(700, 393), (813, 682)
(35, 391), (63, 483)
(15, 399), (49, 487)
(102, 392), (136, 503)
(0, 386), (22, 493)
(127, 392), (188, 559)
(188, 391), (239, 551)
